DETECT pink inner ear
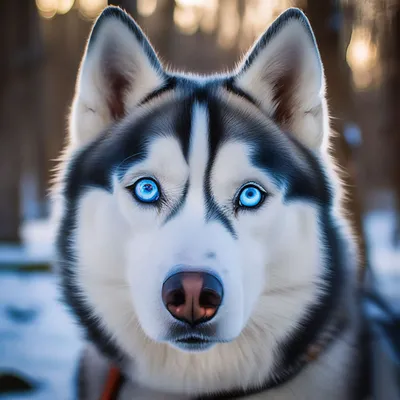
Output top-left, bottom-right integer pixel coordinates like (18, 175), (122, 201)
(272, 71), (296, 128)
(267, 43), (302, 129)
(107, 71), (130, 120)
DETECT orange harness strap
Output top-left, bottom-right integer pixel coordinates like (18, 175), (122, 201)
(100, 366), (122, 400)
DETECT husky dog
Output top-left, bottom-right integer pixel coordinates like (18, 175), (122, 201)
(54, 6), (366, 399)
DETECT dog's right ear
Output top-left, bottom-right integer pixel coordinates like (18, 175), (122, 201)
(69, 6), (165, 146)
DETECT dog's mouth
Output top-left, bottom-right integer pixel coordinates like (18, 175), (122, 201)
(166, 324), (230, 352)
(172, 335), (216, 351)
(176, 336), (211, 344)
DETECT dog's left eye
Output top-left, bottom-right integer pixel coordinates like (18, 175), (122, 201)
(237, 184), (266, 209)
(131, 178), (160, 203)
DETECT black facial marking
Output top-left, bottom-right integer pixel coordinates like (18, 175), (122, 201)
(138, 76), (178, 106)
(282, 134), (332, 204)
(174, 91), (193, 161)
(163, 180), (189, 224)
(224, 77), (257, 106)
(204, 95), (237, 238)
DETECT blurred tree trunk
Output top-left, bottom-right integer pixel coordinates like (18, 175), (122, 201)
(112, 0), (137, 14)
(383, 4), (400, 245)
(306, 0), (367, 274)
(0, 1), (45, 241)
(393, 6), (400, 246)
(40, 8), (92, 217)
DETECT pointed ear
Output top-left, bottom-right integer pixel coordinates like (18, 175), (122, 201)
(234, 8), (328, 151)
(69, 6), (165, 146)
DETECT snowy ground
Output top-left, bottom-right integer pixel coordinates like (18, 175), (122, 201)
(0, 272), (82, 400)
(0, 210), (398, 399)
(363, 210), (400, 307)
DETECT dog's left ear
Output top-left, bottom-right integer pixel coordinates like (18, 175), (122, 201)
(234, 9), (328, 151)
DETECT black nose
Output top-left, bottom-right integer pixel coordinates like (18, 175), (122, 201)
(162, 271), (223, 326)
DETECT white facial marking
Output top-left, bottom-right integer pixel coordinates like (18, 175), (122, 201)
(183, 103), (209, 215)
(188, 104), (209, 187)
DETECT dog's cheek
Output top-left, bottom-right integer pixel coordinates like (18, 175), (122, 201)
(233, 206), (281, 324)
(123, 231), (176, 340)
(114, 181), (162, 232)
(237, 238), (267, 324)
(76, 189), (128, 280)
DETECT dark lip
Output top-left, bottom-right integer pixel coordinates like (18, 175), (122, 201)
(171, 336), (216, 352)
(175, 336), (212, 344)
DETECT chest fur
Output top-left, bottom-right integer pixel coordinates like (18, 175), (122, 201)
(79, 325), (360, 400)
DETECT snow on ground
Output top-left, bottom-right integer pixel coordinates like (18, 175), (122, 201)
(0, 272), (83, 400)
(364, 210), (400, 306)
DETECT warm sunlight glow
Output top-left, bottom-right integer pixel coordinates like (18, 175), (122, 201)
(36, 0), (75, 18)
(78, 0), (107, 19)
(347, 28), (377, 69)
(217, 0), (240, 49)
(36, 0), (57, 19)
(200, 0), (219, 34)
(347, 27), (378, 90)
(176, 0), (205, 7)
(174, 5), (201, 35)
(137, 0), (158, 17)
(57, 0), (74, 14)
(240, 0), (293, 50)
(165, 0), (295, 49)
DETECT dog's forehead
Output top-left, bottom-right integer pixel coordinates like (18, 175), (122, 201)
(118, 80), (281, 162)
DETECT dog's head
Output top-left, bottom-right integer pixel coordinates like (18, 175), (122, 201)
(56, 6), (339, 392)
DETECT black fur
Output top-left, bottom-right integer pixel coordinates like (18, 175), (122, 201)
(139, 75), (178, 106)
(225, 77), (257, 106)
(204, 94), (237, 237)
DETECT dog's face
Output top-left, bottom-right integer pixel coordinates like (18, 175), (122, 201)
(57, 6), (333, 384)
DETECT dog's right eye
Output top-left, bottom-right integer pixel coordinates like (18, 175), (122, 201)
(235, 183), (267, 211)
(130, 178), (160, 203)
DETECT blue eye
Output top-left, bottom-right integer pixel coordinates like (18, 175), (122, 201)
(238, 185), (265, 208)
(133, 178), (160, 203)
